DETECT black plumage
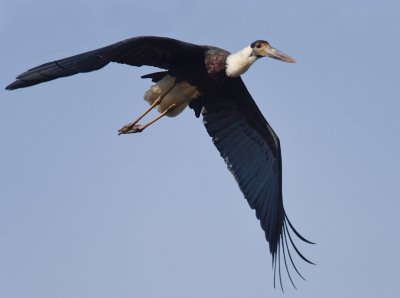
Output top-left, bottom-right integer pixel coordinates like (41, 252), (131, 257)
(6, 36), (313, 289)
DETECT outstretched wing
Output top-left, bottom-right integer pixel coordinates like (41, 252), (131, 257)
(200, 77), (314, 290)
(6, 36), (204, 90)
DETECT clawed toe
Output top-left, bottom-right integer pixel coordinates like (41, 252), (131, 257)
(118, 124), (143, 135)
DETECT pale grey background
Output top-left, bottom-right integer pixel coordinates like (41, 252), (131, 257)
(1, 0), (400, 297)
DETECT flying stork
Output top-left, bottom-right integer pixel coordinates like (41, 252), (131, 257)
(6, 36), (314, 289)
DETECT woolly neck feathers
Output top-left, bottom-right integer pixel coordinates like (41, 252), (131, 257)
(225, 45), (257, 77)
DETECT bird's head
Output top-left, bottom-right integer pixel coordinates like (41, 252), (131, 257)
(225, 40), (296, 77)
(250, 40), (296, 63)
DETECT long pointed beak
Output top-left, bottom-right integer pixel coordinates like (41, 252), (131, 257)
(264, 46), (296, 63)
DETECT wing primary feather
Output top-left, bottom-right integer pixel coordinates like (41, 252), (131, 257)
(273, 251), (277, 288)
(282, 230), (297, 289)
(285, 213), (315, 245)
(283, 220), (306, 280)
(278, 242), (284, 292)
(54, 60), (68, 71)
(285, 220), (315, 265)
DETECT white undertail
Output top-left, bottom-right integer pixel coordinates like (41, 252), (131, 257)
(144, 75), (200, 117)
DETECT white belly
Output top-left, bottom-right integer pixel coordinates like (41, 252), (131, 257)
(143, 75), (200, 117)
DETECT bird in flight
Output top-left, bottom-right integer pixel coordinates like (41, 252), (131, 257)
(6, 36), (314, 289)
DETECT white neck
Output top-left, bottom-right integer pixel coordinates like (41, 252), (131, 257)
(225, 45), (258, 77)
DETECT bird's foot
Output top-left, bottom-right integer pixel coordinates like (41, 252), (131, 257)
(118, 123), (143, 135)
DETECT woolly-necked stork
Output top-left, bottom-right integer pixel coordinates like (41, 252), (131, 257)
(6, 36), (314, 289)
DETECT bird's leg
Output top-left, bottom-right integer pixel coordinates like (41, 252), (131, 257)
(119, 103), (177, 134)
(129, 96), (194, 133)
(118, 84), (176, 135)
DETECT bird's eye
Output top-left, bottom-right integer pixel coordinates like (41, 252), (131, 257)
(256, 43), (262, 48)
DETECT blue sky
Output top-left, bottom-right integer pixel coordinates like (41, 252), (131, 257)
(1, 1), (400, 297)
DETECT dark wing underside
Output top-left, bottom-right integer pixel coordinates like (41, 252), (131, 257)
(200, 78), (313, 290)
(6, 36), (204, 90)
